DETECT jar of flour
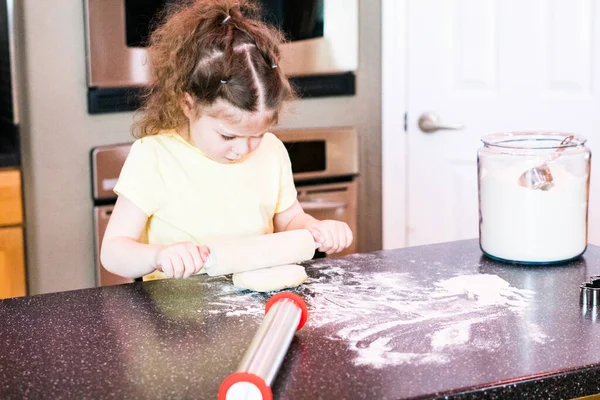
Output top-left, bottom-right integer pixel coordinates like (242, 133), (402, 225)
(478, 132), (591, 264)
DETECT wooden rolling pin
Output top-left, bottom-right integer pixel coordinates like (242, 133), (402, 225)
(202, 229), (317, 276)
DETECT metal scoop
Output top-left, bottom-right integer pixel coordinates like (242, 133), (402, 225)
(518, 135), (574, 191)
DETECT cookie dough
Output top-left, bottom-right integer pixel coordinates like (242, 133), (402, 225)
(232, 264), (308, 292)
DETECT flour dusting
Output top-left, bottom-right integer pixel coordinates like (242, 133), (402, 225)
(206, 284), (263, 317)
(433, 274), (533, 311)
(527, 322), (549, 344)
(204, 254), (541, 369)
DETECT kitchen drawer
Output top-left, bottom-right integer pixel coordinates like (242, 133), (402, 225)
(0, 168), (23, 226)
(0, 226), (26, 299)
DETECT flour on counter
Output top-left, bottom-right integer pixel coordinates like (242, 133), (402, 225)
(527, 322), (549, 344)
(433, 274), (533, 311)
(203, 254), (541, 369)
(354, 337), (450, 368)
(430, 321), (473, 351)
(206, 284), (264, 317)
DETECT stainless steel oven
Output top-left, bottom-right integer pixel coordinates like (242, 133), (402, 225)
(274, 127), (359, 258)
(296, 180), (357, 254)
(91, 127), (358, 286)
(91, 144), (134, 286)
(83, 0), (358, 113)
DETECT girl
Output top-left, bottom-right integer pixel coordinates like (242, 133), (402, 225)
(101, 0), (353, 280)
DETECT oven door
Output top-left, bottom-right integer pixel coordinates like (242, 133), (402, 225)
(93, 205), (134, 286)
(275, 127), (358, 182)
(297, 179), (357, 257)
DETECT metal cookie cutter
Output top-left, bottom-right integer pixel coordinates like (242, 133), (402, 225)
(580, 276), (600, 308)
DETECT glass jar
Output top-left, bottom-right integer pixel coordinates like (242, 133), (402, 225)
(478, 132), (591, 264)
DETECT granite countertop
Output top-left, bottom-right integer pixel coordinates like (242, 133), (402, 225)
(1, 239), (600, 399)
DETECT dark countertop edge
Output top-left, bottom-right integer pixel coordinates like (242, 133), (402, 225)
(438, 364), (600, 399)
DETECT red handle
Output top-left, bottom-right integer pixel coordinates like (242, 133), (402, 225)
(218, 372), (272, 400)
(265, 292), (308, 331)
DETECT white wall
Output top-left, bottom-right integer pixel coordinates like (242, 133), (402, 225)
(18, 0), (381, 295)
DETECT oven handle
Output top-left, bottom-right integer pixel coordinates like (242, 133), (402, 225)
(299, 200), (348, 211)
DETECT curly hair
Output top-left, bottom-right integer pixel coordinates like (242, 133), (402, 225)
(133, 0), (295, 137)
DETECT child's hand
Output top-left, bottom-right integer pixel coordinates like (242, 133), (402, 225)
(307, 220), (353, 255)
(154, 243), (210, 278)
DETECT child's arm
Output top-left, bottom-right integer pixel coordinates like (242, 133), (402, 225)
(101, 196), (207, 279)
(274, 200), (318, 231)
(273, 200), (353, 255)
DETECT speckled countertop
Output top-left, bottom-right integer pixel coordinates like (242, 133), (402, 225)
(2, 240), (600, 399)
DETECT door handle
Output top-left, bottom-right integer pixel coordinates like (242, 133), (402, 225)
(418, 112), (464, 133)
(299, 200), (348, 211)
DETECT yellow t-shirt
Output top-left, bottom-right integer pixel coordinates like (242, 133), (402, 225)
(113, 131), (297, 280)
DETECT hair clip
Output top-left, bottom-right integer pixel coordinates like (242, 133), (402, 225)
(222, 15), (231, 24)
(271, 65), (278, 69)
(220, 79), (227, 84)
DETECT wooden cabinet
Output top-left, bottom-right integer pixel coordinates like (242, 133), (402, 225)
(0, 169), (22, 226)
(0, 227), (25, 298)
(0, 168), (26, 299)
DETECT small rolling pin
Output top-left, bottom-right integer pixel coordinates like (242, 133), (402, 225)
(203, 229), (317, 276)
(218, 292), (308, 400)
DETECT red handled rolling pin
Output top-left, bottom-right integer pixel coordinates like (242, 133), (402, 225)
(218, 292), (308, 400)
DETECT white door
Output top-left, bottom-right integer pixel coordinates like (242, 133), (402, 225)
(383, 0), (600, 248)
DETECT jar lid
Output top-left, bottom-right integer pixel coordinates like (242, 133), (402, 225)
(481, 132), (586, 150)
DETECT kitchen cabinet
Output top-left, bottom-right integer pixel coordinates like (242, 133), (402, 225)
(0, 168), (26, 298)
(0, 226), (25, 298)
(0, 168), (22, 225)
